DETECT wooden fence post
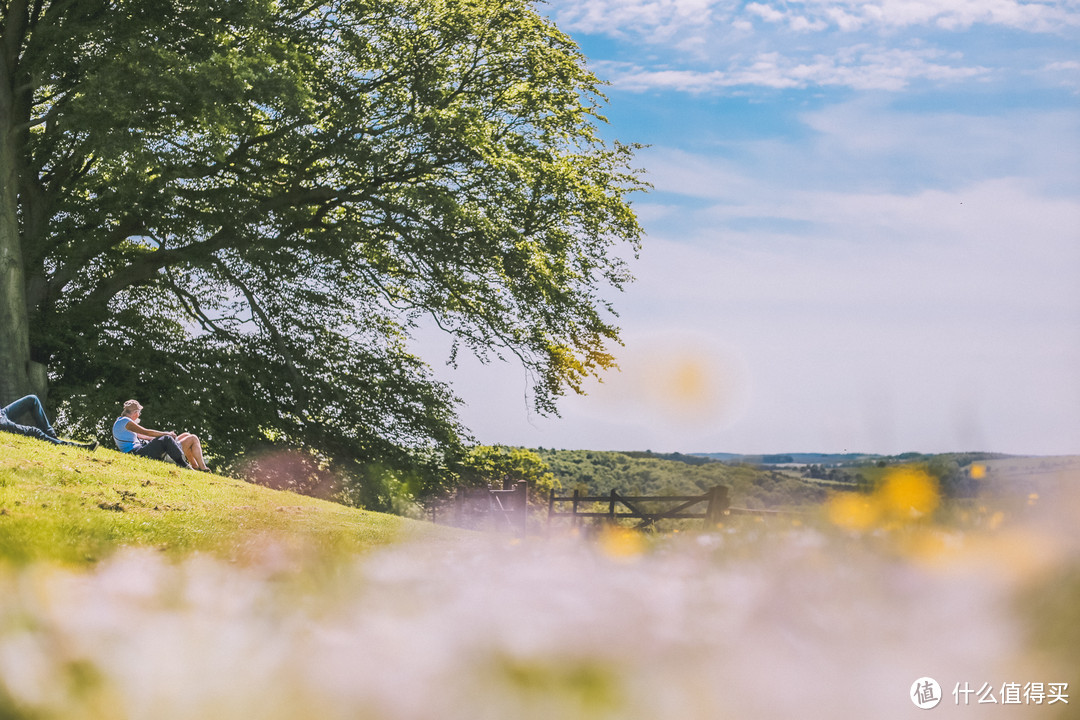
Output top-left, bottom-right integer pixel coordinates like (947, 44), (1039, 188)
(548, 488), (555, 530)
(704, 485), (729, 528)
(514, 480), (528, 538)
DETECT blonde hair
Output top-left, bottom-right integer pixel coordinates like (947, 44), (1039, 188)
(122, 399), (143, 416)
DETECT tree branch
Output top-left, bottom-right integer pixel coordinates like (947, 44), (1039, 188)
(215, 258), (312, 418)
(161, 270), (237, 338)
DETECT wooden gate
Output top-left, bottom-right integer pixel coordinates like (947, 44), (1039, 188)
(547, 485), (730, 529)
(429, 480), (529, 536)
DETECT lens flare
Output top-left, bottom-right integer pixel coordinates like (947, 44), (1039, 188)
(588, 333), (748, 431)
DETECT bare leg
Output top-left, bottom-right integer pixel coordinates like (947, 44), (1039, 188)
(177, 433), (209, 471)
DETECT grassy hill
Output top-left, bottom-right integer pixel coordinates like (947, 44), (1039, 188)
(0, 433), (456, 566)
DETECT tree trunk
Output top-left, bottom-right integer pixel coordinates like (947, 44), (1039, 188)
(0, 8), (34, 405)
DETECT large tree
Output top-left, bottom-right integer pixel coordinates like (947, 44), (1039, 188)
(0, 0), (643, 506)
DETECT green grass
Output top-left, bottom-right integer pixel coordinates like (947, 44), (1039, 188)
(0, 433), (458, 566)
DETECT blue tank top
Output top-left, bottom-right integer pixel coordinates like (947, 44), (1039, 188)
(112, 416), (140, 452)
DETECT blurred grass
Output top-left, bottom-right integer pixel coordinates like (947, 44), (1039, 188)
(0, 433), (1078, 719)
(0, 433), (459, 567)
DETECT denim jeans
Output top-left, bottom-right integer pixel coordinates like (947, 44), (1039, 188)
(0, 395), (63, 445)
(133, 435), (191, 468)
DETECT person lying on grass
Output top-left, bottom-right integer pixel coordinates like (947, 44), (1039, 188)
(0, 395), (98, 450)
(112, 400), (210, 472)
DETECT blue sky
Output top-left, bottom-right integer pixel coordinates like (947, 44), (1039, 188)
(431, 0), (1080, 455)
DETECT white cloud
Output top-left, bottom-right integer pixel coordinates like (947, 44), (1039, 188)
(745, 2), (785, 24)
(547, 0), (1078, 92)
(638, 100), (1080, 198)
(597, 47), (986, 92)
(739, 0), (1080, 33)
(547, 0), (1080, 36)
(821, 0), (1080, 33)
(637, 176), (1080, 315)
(1041, 59), (1080, 89)
(796, 100), (1080, 192)
(546, 0), (719, 40)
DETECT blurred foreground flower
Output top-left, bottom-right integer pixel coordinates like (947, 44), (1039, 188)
(0, 479), (1077, 720)
(597, 526), (646, 559)
(827, 466), (940, 531)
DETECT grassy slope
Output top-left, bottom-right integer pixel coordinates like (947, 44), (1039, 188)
(0, 433), (455, 566)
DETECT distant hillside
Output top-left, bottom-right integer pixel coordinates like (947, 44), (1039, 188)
(536, 449), (827, 510)
(690, 451), (1017, 466)
(619, 451), (720, 466)
(535, 449), (1057, 509)
(691, 452), (882, 465)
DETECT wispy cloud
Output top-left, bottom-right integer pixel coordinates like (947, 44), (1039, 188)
(746, 0), (1080, 33)
(546, 0), (722, 39)
(549, 0), (1080, 36)
(547, 0), (1079, 92)
(641, 100), (1080, 197)
(1041, 59), (1080, 89)
(597, 47), (986, 92)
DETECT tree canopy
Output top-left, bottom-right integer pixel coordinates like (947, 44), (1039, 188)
(0, 0), (644, 508)
(453, 444), (558, 504)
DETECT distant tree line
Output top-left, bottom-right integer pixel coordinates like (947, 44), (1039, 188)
(536, 449), (827, 510)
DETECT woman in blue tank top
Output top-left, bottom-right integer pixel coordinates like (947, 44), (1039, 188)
(112, 400), (210, 472)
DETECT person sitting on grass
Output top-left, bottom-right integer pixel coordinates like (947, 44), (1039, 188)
(111, 400), (210, 472)
(0, 395), (98, 450)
